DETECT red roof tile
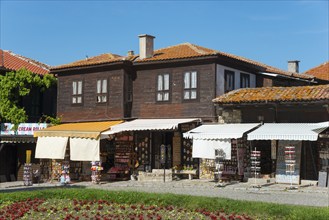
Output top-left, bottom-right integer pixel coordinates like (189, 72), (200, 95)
(212, 84), (329, 104)
(304, 62), (329, 81)
(51, 53), (131, 70)
(135, 43), (313, 80)
(0, 49), (49, 75)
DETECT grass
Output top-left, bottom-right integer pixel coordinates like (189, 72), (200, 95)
(0, 188), (328, 219)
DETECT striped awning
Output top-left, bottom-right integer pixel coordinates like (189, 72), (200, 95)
(101, 118), (200, 138)
(34, 121), (123, 139)
(183, 123), (260, 140)
(247, 122), (329, 141)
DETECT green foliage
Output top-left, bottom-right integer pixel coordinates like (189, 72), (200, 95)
(1, 188), (328, 219)
(39, 114), (62, 125)
(0, 68), (57, 128)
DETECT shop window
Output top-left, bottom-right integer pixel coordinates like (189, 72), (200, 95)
(224, 70), (235, 93)
(72, 80), (83, 104)
(96, 79), (108, 103)
(240, 73), (250, 88)
(183, 71), (197, 100)
(157, 74), (170, 101)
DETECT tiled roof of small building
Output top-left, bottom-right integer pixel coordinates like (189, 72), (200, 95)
(304, 61), (329, 81)
(52, 53), (131, 70)
(212, 84), (329, 104)
(0, 49), (49, 75)
(135, 43), (313, 80)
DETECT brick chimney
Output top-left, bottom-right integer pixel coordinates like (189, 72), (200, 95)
(288, 60), (300, 73)
(138, 34), (155, 59)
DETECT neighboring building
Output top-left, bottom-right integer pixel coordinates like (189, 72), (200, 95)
(44, 34), (320, 181)
(0, 49), (56, 182)
(304, 61), (329, 83)
(211, 84), (329, 183)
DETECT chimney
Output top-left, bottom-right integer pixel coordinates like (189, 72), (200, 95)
(288, 60), (300, 73)
(138, 34), (155, 59)
(127, 50), (134, 56)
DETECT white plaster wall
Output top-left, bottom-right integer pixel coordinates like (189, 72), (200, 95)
(216, 64), (256, 96)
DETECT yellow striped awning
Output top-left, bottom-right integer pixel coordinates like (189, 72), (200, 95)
(34, 121), (123, 139)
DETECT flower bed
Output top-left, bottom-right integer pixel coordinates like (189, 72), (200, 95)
(0, 198), (252, 220)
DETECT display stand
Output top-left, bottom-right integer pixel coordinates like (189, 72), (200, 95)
(23, 163), (33, 186)
(91, 161), (103, 184)
(60, 161), (70, 185)
(285, 146), (297, 189)
(215, 149), (227, 186)
(250, 149), (261, 188)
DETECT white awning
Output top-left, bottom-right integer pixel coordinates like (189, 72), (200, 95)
(183, 123), (260, 140)
(35, 137), (68, 159)
(70, 138), (100, 161)
(192, 139), (231, 160)
(247, 122), (329, 141)
(101, 118), (200, 138)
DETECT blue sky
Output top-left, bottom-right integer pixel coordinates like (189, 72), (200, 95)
(1, 0), (328, 73)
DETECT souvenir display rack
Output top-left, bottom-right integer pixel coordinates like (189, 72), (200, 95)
(91, 161), (103, 184)
(250, 149), (261, 187)
(60, 161), (70, 184)
(222, 140), (238, 178)
(136, 134), (150, 171)
(182, 139), (198, 169)
(108, 134), (132, 181)
(23, 163), (33, 186)
(51, 160), (62, 182)
(285, 146), (296, 188)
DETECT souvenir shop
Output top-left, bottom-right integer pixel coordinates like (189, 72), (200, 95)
(101, 118), (201, 180)
(0, 123), (48, 183)
(34, 121), (122, 184)
(184, 122), (329, 185)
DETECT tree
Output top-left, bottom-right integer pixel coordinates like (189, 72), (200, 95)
(0, 68), (57, 129)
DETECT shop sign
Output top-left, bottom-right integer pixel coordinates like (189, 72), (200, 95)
(0, 123), (48, 136)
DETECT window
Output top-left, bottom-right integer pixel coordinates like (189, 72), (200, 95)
(157, 74), (170, 101)
(183, 71), (197, 100)
(72, 80), (83, 104)
(224, 70), (235, 93)
(240, 73), (250, 88)
(96, 79), (108, 103)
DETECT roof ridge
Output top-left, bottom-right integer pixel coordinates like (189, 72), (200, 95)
(303, 61), (329, 74)
(5, 50), (50, 71)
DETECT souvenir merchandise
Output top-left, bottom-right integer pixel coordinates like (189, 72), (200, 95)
(60, 161), (70, 184)
(285, 146), (296, 188)
(91, 161), (103, 184)
(23, 163), (33, 186)
(51, 160), (62, 181)
(250, 149), (261, 187)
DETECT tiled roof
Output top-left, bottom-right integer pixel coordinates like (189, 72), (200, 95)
(212, 84), (329, 104)
(304, 62), (329, 81)
(135, 43), (313, 80)
(51, 53), (132, 70)
(0, 49), (49, 75)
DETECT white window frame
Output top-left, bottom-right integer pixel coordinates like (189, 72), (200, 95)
(157, 74), (170, 101)
(183, 71), (197, 100)
(72, 80), (83, 104)
(96, 79), (108, 103)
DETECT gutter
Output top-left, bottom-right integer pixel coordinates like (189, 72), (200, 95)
(259, 72), (317, 84)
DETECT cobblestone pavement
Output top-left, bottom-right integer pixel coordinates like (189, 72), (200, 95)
(1, 180), (329, 207)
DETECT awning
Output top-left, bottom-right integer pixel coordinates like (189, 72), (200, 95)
(70, 138), (100, 161)
(34, 121), (123, 139)
(101, 118), (200, 138)
(35, 137), (68, 159)
(0, 136), (37, 143)
(247, 122), (329, 141)
(183, 123), (260, 140)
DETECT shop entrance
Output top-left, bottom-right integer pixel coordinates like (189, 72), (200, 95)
(252, 141), (274, 175)
(152, 132), (173, 169)
(0, 144), (18, 182)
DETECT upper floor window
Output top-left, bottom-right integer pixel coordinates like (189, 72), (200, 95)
(224, 70), (235, 93)
(72, 80), (83, 104)
(96, 79), (108, 103)
(184, 71), (197, 100)
(240, 73), (250, 88)
(157, 74), (170, 101)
